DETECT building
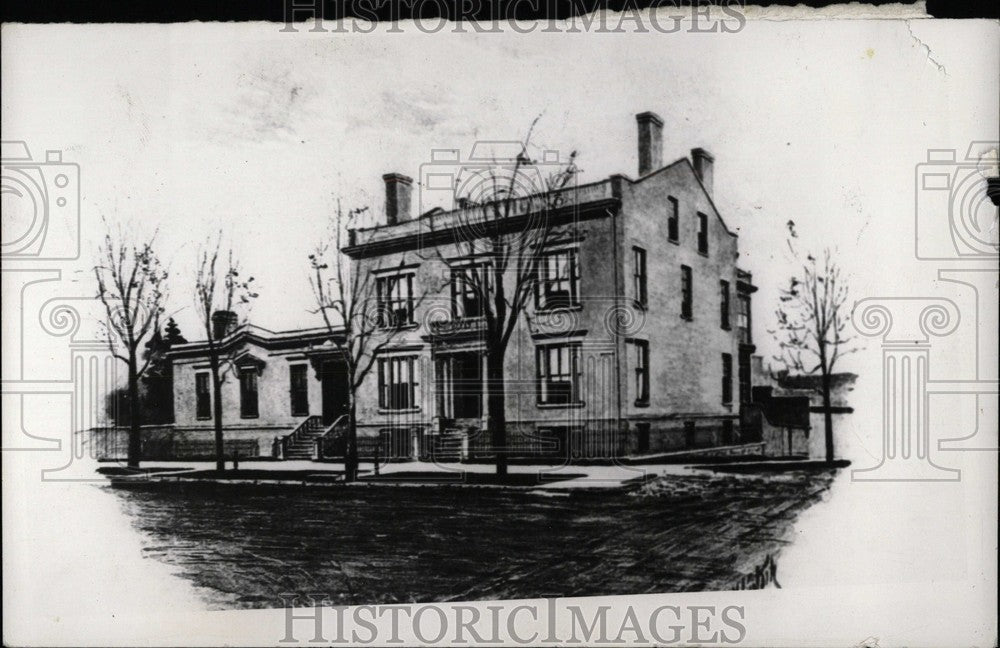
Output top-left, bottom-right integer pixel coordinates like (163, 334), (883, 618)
(747, 358), (858, 458)
(165, 322), (347, 459)
(144, 111), (760, 462)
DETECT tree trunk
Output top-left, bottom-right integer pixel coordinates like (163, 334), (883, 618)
(344, 395), (359, 482)
(126, 354), (141, 468)
(821, 372), (834, 463)
(486, 348), (507, 476)
(210, 352), (225, 471)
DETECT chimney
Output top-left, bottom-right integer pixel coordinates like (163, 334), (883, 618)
(383, 173), (413, 225)
(691, 147), (714, 196)
(636, 111), (664, 176)
(211, 310), (238, 340)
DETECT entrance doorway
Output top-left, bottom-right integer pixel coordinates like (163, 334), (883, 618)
(436, 352), (482, 420)
(321, 360), (349, 426)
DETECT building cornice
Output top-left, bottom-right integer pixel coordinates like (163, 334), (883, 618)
(342, 196), (620, 259)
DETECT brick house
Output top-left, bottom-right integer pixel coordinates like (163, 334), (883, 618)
(155, 111), (759, 461)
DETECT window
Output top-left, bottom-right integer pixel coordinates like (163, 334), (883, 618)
(697, 212), (709, 254)
(636, 422), (651, 454)
(195, 372), (211, 420)
(680, 265), (692, 320)
(684, 421), (696, 448)
(376, 274), (415, 328)
(738, 350), (752, 404)
(722, 353), (733, 405)
(722, 419), (735, 444)
(289, 364), (309, 416)
(628, 339), (650, 406)
(239, 369), (259, 418)
(632, 247), (647, 309)
(378, 356), (419, 410)
(737, 293), (752, 344)
(536, 249), (579, 310)
(720, 280), (731, 330)
(451, 265), (485, 319)
(667, 196), (679, 242)
(536, 343), (582, 405)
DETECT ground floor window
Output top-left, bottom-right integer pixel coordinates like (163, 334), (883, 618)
(722, 419), (735, 444)
(240, 369), (259, 418)
(684, 421), (696, 448)
(195, 372), (211, 420)
(722, 353), (733, 405)
(289, 364), (309, 416)
(636, 422), (651, 454)
(536, 343), (582, 405)
(378, 356), (419, 410)
(627, 339), (650, 406)
(738, 350), (752, 404)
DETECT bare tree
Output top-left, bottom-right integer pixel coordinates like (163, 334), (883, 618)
(310, 202), (431, 482)
(195, 234), (258, 471)
(429, 120), (578, 475)
(770, 221), (858, 463)
(95, 225), (168, 468)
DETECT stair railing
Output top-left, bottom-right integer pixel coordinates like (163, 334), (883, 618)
(278, 415), (322, 459)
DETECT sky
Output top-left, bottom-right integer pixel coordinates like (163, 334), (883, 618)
(2, 18), (995, 357)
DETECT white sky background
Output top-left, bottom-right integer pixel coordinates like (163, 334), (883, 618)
(2, 17), (996, 354)
(2, 15), (999, 647)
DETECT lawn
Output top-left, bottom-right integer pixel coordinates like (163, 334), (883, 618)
(108, 466), (839, 609)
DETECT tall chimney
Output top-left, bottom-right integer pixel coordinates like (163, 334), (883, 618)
(383, 173), (413, 226)
(691, 147), (714, 196)
(636, 112), (664, 177)
(211, 310), (238, 340)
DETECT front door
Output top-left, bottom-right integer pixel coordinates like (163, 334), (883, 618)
(452, 352), (482, 420)
(321, 360), (349, 426)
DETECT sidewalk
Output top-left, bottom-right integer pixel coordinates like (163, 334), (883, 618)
(117, 458), (701, 491)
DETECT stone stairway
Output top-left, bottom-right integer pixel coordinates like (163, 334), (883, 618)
(431, 430), (466, 462)
(280, 416), (325, 460)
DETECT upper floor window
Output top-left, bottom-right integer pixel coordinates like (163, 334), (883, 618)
(536, 343), (582, 406)
(697, 212), (709, 254)
(378, 355), (419, 410)
(195, 372), (211, 420)
(451, 265), (486, 319)
(720, 280), (731, 330)
(239, 369), (259, 418)
(632, 247), (647, 309)
(737, 293), (752, 344)
(536, 249), (579, 311)
(680, 265), (693, 320)
(667, 196), (679, 242)
(722, 353), (733, 405)
(376, 274), (415, 328)
(289, 364), (309, 416)
(628, 339), (650, 406)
